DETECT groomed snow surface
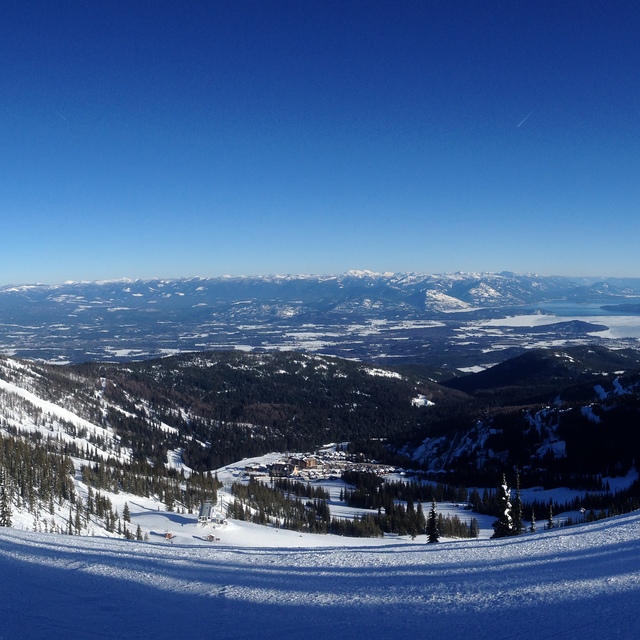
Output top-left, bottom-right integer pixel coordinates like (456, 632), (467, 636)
(1, 510), (640, 639)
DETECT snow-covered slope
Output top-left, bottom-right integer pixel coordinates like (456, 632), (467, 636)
(1, 510), (639, 639)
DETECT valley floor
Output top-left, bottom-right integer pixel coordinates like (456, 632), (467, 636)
(1, 510), (639, 639)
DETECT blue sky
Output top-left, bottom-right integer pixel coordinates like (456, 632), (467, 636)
(2, 1), (639, 284)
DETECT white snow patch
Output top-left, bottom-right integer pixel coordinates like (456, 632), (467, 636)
(364, 368), (403, 380)
(411, 394), (434, 407)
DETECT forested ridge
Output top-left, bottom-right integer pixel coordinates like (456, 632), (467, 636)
(0, 345), (639, 539)
(70, 350), (465, 470)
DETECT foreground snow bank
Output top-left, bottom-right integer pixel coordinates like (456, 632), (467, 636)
(1, 511), (640, 639)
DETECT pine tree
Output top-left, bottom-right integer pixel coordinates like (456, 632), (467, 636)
(0, 475), (12, 528)
(416, 501), (426, 534)
(406, 499), (418, 539)
(123, 501), (131, 523)
(427, 498), (439, 543)
(512, 471), (524, 535)
(491, 474), (513, 538)
(86, 486), (94, 516)
(547, 502), (554, 530)
(74, 504), (82, 535)
(67, 506), (74, 535)
(529, 507), (536, 533)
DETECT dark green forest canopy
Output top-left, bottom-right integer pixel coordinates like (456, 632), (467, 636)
(2, 345), (640, 487)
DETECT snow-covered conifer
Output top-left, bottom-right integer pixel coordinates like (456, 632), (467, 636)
(0, 473), (12, 528)
(512, 471), (524, 535)
(491, 474), (513, 538)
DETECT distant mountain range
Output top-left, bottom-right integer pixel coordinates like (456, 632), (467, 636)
(1, 271), (639, 368)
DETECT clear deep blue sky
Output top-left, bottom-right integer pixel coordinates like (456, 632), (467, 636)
(2, 1), (639, 284)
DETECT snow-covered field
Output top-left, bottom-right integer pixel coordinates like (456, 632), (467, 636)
(2, 508), (639, 639)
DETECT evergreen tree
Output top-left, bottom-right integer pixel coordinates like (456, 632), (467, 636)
(74, 504), (82, 535)
(512, 471), (524, 535)
(406, 499), (418, 539)
(123, 501), (131, 523)
(86, 486), (94, 516)
(491, 474), (513, 538)
(67, 506), (74, 535)
(427, 498), (439, 543)
(0, 474), (12, 528)
(136, 524), (143, 540)
(529, 507), (536, 533)
(416, 501), (426, 534)
(547, 502), (554, 530)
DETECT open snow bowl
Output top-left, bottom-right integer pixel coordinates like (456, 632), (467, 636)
(1, 512), (640, 639)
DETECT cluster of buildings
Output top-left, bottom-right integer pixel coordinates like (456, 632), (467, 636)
(242, 449), (399, 482)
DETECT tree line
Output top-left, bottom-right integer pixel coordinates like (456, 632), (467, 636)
(228, 473), (478, 539)
(341, 470), (468, 510)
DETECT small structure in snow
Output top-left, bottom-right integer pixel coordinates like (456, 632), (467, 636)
(198, 502), (214, 523)
(198, 501), (226, 525)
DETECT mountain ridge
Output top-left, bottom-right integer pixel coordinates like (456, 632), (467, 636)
(1, 271), (639, 366)
(2, 345), (639, 486)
